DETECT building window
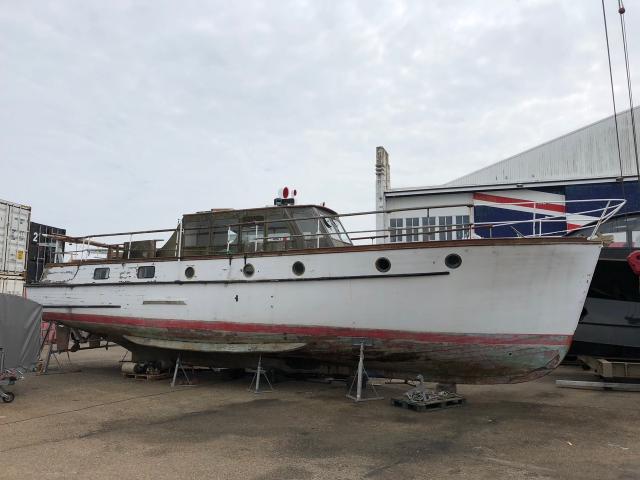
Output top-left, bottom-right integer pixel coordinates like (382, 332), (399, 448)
(390, 218), (403, 242)
(439, 216), (453, 241)
(406, 218), (420, 242)
(455, 215), (471, 240)
(137, 266), (156, 279)
(93, 267), (110, 280)
(422, 217), (436, 241)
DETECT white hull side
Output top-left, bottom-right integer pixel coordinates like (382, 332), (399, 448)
(26, 240), (601, 383)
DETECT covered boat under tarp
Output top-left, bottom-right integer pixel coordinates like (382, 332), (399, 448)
(0, 294), (42, 402)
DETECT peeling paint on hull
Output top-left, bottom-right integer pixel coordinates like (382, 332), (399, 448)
(47, 312), (571, 384)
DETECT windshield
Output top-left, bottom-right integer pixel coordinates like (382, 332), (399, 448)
(320, 214), (351, 245)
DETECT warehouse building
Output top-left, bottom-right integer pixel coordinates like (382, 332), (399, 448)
(376, 107), (640, 242)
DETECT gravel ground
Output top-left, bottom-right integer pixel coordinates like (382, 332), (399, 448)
(1, 347), (639, 480)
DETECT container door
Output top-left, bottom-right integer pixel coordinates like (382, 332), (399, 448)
(2, 205), (30, 275)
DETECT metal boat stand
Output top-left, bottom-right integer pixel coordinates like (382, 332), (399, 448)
(170, 354), (192, 387)
(346, 342), (383, 403)
(38, 321), (78, 375)
(248, 355), (273, 394)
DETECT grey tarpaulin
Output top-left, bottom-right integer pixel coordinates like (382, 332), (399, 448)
(0, 294), (42, 372)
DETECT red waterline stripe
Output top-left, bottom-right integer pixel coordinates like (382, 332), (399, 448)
(44, 312), (573, 346)
(473, 192), (566, 214)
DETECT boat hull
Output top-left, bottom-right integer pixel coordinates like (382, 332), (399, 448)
(27, 238), (600, 384)
(571, 297), (640, 359)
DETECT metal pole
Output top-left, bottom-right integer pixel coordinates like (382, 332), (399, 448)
(256, 355), (262, 392)
(356, 342), (364, 401)
(171, 354), (181, 387)
(255, 224), (259, 252)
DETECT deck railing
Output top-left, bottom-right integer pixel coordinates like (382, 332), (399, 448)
(42, 198), (626, 262)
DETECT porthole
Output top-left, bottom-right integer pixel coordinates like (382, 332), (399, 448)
(243, 263), (255, 277)
(445, 253), (462, 269)
(292, 261), (305, 276)
(375, 257), (391, 273)
(185, 266), (195, 279)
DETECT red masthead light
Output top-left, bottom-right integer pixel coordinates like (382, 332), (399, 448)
(282, 186), (289, 199)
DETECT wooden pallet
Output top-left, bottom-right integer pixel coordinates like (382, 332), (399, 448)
(122, 372), (171, 381)
(391, 395), (466, 412)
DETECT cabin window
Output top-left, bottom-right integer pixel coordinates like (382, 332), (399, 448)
(213, 217), (239, 253)
(406, 217), (420, 242)
(93, 267), (110, 280)
(292, 211), (323, 248)
(137, 266), (156, 279)
(321, 215), (351, 245)
(390, 218), (403, 242)
(264, 211), (292, 252)
(182, 215), (212, 254)
(239, 215), (266, 253)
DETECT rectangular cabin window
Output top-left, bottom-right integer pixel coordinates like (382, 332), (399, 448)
(212, 217), (238, 254)
(390, 218), (403, 242)
(137, 266), (156, 279)
(290, 210), (320, 249)
(264, 210), (292, 252)
(182, 214), (212, 255)
(239, 215), (266, 253)
(93, 267), (110, 280)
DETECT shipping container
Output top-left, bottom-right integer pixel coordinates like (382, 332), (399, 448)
(27, 222), (66, 283)
(0, 274), (25, 296)
(0, 198), (30, 276)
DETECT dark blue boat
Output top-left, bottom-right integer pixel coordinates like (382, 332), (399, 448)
(568, 212), (640, 359)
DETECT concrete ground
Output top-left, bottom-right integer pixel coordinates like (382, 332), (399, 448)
(1, 347), (639, 480)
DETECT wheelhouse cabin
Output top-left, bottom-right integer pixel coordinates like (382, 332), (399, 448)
(142, 205), (352, 260)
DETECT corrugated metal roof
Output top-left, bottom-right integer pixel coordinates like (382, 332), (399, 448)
(444, 106), (640, 187)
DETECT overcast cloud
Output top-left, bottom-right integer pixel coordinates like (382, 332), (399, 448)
(1, 1), (639, 234)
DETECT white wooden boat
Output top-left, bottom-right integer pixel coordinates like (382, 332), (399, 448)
(25, 198), (621, 384)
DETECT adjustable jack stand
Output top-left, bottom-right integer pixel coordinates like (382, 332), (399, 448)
(248, 355), (273, 394)
(170, 354), (192, 387)
(346, 342), (383, 402)
(38, 321), (78, 375)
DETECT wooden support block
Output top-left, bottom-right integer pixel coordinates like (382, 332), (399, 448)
(555, 379), (640, 391)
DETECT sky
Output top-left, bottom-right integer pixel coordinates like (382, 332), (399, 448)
(1, 0), (639, 236)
